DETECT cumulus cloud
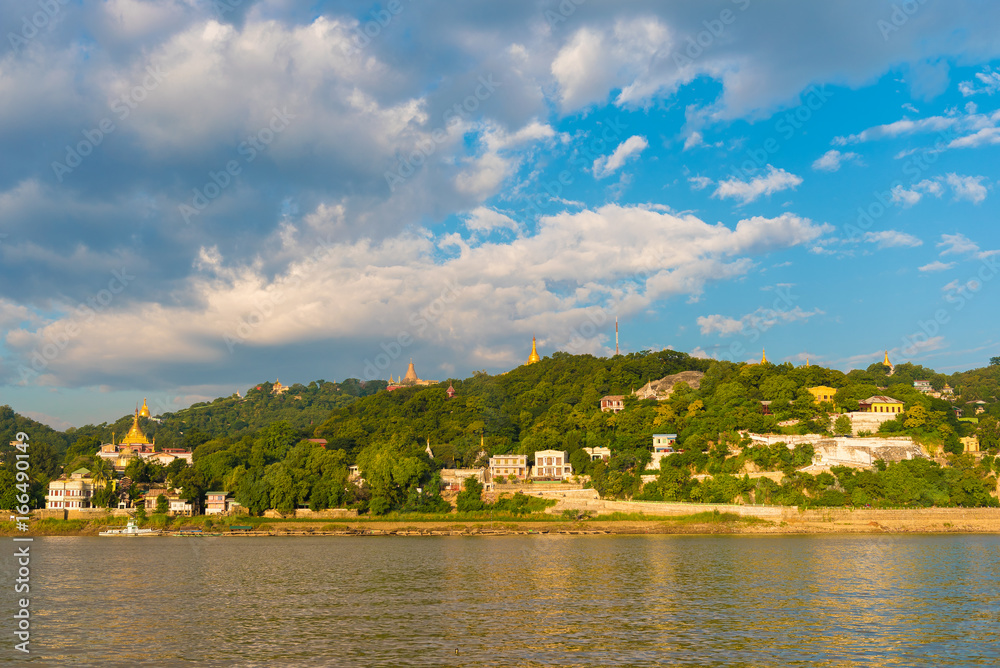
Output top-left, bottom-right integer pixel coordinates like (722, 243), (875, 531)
(812, 149), (861, 171)
(712, 166), (803, 204)
(593, 135), (649, 178)
(3, 204), (831, 386)
(943, 173), (988, 203)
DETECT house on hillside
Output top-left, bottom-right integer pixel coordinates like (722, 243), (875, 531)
(858, 396), (904, 414)
(650, 434), (678, 469)
(532, 450), (572, 480)
(440, 469), (486, 491)
(600, 395), (625, 413)
(205, 491), (241, 515)
(807, 386), (838, 404)
(583, 446), (611, 461)
(45, 468), (95, 509)
(489, 454), (528, 481)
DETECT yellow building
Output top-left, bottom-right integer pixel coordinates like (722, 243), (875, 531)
(526, 336), (541, 365)
(808, 386), (838, 404)
(961, 436), (980, 453)
(858, 395), (904, 413)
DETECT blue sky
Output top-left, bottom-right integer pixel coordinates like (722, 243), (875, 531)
(2, 0), (999, 428)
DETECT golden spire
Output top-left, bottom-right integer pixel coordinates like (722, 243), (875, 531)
(404, 359), (419, 382)
(123, 407), (151, 444)
(526, 336), (541, 365)
(805, 357), (810, 367)
(760, 348), (768, 364)
(883, 350), (891, 366)
(389, 374), (394, 383)
(138, 397), (150, 418)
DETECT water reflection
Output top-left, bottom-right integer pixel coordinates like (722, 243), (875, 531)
(5, 534), (999, 666)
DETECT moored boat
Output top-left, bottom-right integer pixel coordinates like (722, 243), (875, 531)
(98, 519), (161, 536)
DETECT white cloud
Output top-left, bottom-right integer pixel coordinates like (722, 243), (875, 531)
(834, 116), (958, 145)
(890, 175), (987, 207)
(947, 126), (1000, 148)
(5, 205), (831, 384)
(937, 232), (980, 256)
(593, 135), (649, 178)
(712, 166), (803, 204)
(862, 231), (922, 249)
(697, 306), (824, 337)
(551, 20), (672, 112)
(958, 67), (1000, 96)
(919, 261), (956, 272)
(812, 149), (861, 171)
(688, 176), (713, 191)
(683, 131), (704, 150)
(463, 207), (520, 234)
(943, 173), (988, 203)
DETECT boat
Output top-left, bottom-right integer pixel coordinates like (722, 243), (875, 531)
(98, 519), (161, 536)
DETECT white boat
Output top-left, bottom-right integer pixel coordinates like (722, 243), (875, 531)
(99, 519), (161, 536)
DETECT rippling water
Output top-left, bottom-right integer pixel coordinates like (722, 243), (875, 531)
(3, 534), (999, 666)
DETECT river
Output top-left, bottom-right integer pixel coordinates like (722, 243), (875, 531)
(3, 534), (999, 666)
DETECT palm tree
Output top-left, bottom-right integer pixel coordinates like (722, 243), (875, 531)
(91, 458), (113, 490)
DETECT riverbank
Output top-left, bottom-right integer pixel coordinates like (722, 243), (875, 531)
(6, 507), (1000, 536)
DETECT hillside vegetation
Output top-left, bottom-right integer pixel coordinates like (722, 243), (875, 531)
(5, 352), (1000, 513)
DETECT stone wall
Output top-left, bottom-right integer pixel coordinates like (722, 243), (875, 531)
(543, 497), (1000, 523)
(263, 508), (359, 519)
(35, 508), (133, 521)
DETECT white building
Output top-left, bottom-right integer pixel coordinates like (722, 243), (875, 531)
(532, 450), (573, 480)
(45, 468), (95, 509)
(650, 434), (678, 469)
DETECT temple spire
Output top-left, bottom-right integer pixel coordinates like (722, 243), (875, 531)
(760, 348), (768, 364)
(526, 336), (541, 365)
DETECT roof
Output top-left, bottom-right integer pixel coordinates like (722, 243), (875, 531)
(600, 395), (625, 401)
(859, 395), (903, 404)
(653, 434), (677, 438)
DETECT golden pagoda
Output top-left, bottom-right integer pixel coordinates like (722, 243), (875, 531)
(883, 350), (891, 366)
(526, 336), (541, 365)
(386, 360), (437, 391)
(759, 348), (768, 364)
(122, 408), (152, 446)
(138, 397), (150, 418)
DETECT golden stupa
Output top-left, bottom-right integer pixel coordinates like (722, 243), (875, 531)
(138, 397), (150, 418)
(123, 408), (152, 445)
(526, 336), (541, 365)
(759, 348), (768, 364)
